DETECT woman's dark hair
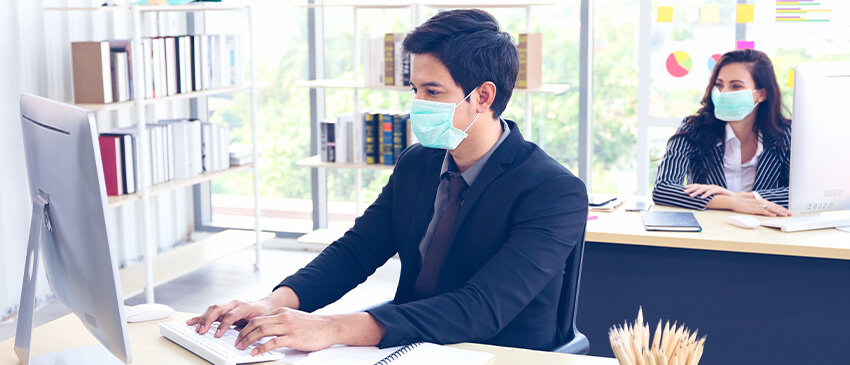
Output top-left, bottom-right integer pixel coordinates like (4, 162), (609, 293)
(677, 49), (791, 181)
(402, 9), (518, 118)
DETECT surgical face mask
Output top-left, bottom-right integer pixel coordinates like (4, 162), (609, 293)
(409, 89), (481, 150)
(712, 87), (759, 122)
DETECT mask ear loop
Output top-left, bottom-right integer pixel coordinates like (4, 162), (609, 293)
(463, 113), (481, 133)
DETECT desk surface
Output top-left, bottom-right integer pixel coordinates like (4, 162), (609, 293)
(0, 313), (617, 365)
(586, 205), (850, 260)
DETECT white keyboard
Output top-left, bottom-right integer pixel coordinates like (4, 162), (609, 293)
(760, 214), (850, 232)
(159, 321), (286, 365)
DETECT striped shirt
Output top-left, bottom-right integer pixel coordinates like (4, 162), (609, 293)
(652, 120), (791, 210)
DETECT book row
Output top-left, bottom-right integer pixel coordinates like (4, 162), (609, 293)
(320, 112), (416, 166)
(97, 119), (232, 196)
(361, 32), (542, 89)
(72, 34), (243, 104)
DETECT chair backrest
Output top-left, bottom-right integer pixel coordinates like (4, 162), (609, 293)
(555, 224), (587, 346)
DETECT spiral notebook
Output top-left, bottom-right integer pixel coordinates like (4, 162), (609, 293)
(296, 342), (494, 365)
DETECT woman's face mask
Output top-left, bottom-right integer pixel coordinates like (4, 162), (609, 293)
(712, 87), (759, 122)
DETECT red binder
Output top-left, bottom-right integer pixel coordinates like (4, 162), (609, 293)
(98, 136), (124, 196)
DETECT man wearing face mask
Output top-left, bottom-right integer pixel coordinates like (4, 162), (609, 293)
(188, 9), (588, 355)
(653, 49), (793, 216)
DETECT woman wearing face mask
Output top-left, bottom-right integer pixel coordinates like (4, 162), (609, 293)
(652, 49), (792, 217)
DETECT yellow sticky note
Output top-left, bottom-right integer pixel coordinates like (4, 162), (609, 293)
(657, 6), (674, 23)
(788, 68), (795, 88)
(737, 4), (754, 23)
(701, 4), (719, 23)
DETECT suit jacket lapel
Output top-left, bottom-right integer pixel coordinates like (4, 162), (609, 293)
(450, 121), (524, 239)
(713, 143), (727, 187)
(754, 136), (781, 190)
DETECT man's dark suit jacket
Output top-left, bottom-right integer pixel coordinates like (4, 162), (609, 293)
(278, 120), (588, 350)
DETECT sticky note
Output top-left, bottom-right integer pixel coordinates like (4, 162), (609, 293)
(657, 6), (674, 23)
(788, 68), (795, 88)
(737, 4), (754, 23)
(701, 4), (719, 23)
(736, 40), (755, 50)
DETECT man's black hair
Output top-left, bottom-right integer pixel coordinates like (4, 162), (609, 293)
(403, 9), (518, 119)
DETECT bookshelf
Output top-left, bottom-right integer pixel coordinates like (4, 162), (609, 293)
(299, 2), (562, 245)
(44, 3), (261, 304)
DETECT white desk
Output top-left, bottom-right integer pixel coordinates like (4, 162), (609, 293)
(581, 205), (850, 364)
(0, 312), (617, 364)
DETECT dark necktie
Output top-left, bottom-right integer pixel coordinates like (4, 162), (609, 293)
(414, 173), (468, 298)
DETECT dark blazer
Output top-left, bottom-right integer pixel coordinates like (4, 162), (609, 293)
(653, 120), (791, 210)
(278, 120), (588, 350)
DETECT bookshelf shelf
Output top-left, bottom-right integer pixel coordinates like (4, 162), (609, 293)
(45, 4), (250, 13)
(296, 155), (394, 171)
(296, 79), (570, 95)
(107, 163), (253, 207)
(76, 85), (252, 112)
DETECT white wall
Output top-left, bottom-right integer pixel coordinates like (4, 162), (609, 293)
(1, 0), (195, 319)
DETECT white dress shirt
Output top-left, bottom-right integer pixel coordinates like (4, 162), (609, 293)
(723, 123), (763, 192)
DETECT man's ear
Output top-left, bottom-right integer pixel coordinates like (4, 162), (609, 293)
(474, 81), (497, 114)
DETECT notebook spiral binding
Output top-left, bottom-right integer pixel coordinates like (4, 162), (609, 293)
(374, 342), (423, 365)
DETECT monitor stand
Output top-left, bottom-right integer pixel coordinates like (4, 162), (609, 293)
(14, 193), (124, 365)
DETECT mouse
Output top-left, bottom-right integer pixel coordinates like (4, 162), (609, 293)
(125, 303), (175, 323)
(726, 215), (760, 229)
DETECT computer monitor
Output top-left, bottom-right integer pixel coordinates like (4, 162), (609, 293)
(788, 61), (850, 215)
(16, 93), (131, 364)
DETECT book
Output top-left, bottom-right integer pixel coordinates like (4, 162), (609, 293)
(379, 113), (393, 165)
(176, 36), (192, 94)
(335, 113), (352, 163)
(390, 33), (405, 86)
(154, 37), (168, 98)
(320, 119), (336, 163)
(108, 39), (136, 100)
(110, 51), (130, 102)
(364, 112), (378, 164)
(392, 113), (407, 161)
(191, 35), (202, 91)
(100, 133), (137, 195)
(298, 342), (494, 365)
(141, 38), (155, 98)
(370, 36), (385, 87)
(384, 34), (395, 86)
(164, 36), (178, 96)
(516, 33), (542, 89)
(98, 135), (123, 196)
(71, 41), (113, 104)
(641, 211), (702, 232)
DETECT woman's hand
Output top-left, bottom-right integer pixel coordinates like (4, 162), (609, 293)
(684, 184), (734, 199)
(732, 198), (791, 217)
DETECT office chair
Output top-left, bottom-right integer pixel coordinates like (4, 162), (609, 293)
(550, 226), (590, 355)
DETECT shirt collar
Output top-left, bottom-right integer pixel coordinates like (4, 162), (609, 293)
(724, 123), (765, 164)
(441, 118), (511, 186)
